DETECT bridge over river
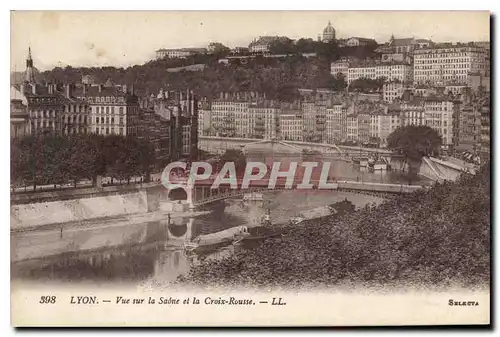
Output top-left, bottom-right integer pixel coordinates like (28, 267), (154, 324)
(198, 136), (475, 184)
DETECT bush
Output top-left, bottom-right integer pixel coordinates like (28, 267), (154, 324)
(178, 164), (490, 289)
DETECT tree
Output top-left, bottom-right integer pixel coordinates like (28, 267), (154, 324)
(208, 42), (231, 57)
(348, 77), (385, 93)
(269, 37), (296, 55)
(295, 38), (316, 54)
(387, 125), (442, 183)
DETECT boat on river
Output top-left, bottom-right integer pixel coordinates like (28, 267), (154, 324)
(184, 226), (250, 253)
(233, 226), (283, 245)
(352, 157), (369, 167)
(368, 158), (388, 171)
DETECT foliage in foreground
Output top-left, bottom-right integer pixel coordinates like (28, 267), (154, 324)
(178, 164), (490, 289)
(11, 134), (154, 189)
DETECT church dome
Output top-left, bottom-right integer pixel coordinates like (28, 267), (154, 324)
(323, 21), (335, 34)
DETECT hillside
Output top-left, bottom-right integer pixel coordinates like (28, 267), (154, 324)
(34, 42), (380, 101)
(177, 164), (490, 289)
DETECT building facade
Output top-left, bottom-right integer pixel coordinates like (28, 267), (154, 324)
(155, 48), (207, 59)
(383, 82), (405, 102)
(73, 83), (139, 136)
(414, 46), (489, 85)
(423, 98), (455, 147)
(347, 63), (413, 84)
(330, 60), (349, 78)
(345, 37), (376, 47)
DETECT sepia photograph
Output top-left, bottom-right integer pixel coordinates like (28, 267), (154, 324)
(9, 10), (491, 327)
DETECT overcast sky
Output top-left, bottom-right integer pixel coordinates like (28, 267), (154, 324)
(11, 11), (490, 71)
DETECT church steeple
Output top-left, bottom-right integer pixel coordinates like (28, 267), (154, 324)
(25, 47), (36, 84)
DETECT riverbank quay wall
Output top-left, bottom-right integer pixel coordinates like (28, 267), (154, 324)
(337, 181), (424, 194)
(198, 136), (466, 182)
(10, 183), (174, 230)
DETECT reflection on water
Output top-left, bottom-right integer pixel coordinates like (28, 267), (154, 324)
(11, 155), (431, 285)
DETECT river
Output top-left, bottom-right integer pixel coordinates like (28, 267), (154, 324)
(11, 154), (432, 287)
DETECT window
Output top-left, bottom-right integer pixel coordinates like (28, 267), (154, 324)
(119, 107), (124, 114)
(111, 117), (115, 124)
(106, 107), (110, 114)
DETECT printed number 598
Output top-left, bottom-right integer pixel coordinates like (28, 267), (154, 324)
(39, 296), (56, 304)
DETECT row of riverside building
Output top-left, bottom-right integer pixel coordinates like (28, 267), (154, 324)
(10, 49), (198, 171)
(332, 40), (490, 87)
(197, 88), (490, 156)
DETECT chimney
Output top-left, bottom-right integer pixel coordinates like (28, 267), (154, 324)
(220, 92), (224, 99)
(20, 83), (25, 96)
(98, 84), (103, 93)
(122, 84), (128, 94)
(130, 84), (135, 95)
(83, 84), (87, 95)
(31, 84), (37, 95)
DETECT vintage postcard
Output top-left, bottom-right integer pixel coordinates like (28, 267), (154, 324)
(10, 10), (491, 327)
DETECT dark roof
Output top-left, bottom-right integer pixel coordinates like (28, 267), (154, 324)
(72, 85), (127, 98)
(391, 37), (415, 46)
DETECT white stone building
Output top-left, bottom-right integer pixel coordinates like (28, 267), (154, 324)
(413, 45), (489, 85)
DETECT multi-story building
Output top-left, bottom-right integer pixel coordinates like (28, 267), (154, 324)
(400, 99), (426, 127)
(60, 85), (91, 135)
(151, 88), (199, 160)
(301, 102), (327, 142)
(344, 37), (377, 47)
(249, 102), (280, 140)
(347, 63), (413, 84)
(423, 97), (455, 148)
(18, 82), (62, 136)
(197, 99), (212, 136)
(248, 36), (280, 53)
(326, 104), (347, 143)
(443, 84), (468, 96)
(414, 45), (489, 85)
(458, 103), (481, 147)
(346, 115), (359, 142)
(138, 106), (172, 170)
(383, 82), (405, 102)
(480, 101), (490, 158)
(73, 82), (139, 136)
(155, 48), (207, 59)
(10, 97), (30, 139)
(211, 93), (250, 138)
(370, 109), (401, 147)
(469, 72), (491, 93)
(357, 113), (372, 143)
(330, 59), (349, 78)
(231, 47), (250, 54)
(209, 92), (280, 140)
(279, 112), (303, 141)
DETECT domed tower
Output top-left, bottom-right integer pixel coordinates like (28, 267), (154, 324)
(322, 21), (336, 42)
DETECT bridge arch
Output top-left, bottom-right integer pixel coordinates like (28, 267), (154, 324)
(168, 187), (188, 201)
